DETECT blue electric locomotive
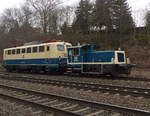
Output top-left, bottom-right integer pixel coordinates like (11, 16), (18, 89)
(67, 44), (132, 76)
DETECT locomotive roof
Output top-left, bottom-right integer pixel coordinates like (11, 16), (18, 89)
(4, 42), (71, 50)
(68, 44), (96, 49)
(68, 45), (125, 53)
(68, 44), (124, 52)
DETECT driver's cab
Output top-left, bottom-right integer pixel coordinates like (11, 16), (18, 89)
(67, 45), (96, 63)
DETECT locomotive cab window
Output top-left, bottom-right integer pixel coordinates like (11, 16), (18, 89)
(39, 46), (44, 52)
(72, 48), (79, 56)
(57, 45), (65, 51)
(68, 50), (72, 56)
(117, 53), (125, 62)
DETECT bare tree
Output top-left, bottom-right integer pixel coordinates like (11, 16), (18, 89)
(56, 6), (74, 34)
(26, 0), (61, 36)
(20, 3), (33, 24)
(145, 10), (150, 33)
(1, 8), (20, 33)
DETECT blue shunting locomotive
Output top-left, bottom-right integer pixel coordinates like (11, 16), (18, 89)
(67, 44), (132, 76)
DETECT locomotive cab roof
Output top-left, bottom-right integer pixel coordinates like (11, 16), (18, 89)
(68, 44), (125, 55)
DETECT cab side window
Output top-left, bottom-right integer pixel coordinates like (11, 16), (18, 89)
(33, 47), (38, 53)
(117, 53), (125, 62)
(39, 46), (44, 52)
(27, 48), (32, 53)
(17, 49), (20, 54)
(22, 48), (26, 54)
(72, 48), (79, 56)
(12, 49), (16, 55)
(68, 50), (72, 56)
(8, 50), (11, 55)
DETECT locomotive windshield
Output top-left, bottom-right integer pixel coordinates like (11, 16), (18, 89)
(117, 53), (125, 62)
(57, 45), (65, 51)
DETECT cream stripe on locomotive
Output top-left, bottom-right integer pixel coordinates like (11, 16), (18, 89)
(68, 62), (126, 65)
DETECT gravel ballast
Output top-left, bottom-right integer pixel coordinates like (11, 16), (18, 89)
(0, 79), (149, 112)
(8, 72), (150, 89)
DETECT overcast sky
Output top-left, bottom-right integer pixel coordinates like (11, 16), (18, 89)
(0, 0), (149, 26)
(0, 0), (23, 13)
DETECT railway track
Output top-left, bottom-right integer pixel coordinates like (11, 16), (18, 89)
(1, 71), (150, 82)
(0, 73), (150, 99)
(0, 84), (149, 116)
(3, 71), (150, 82)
